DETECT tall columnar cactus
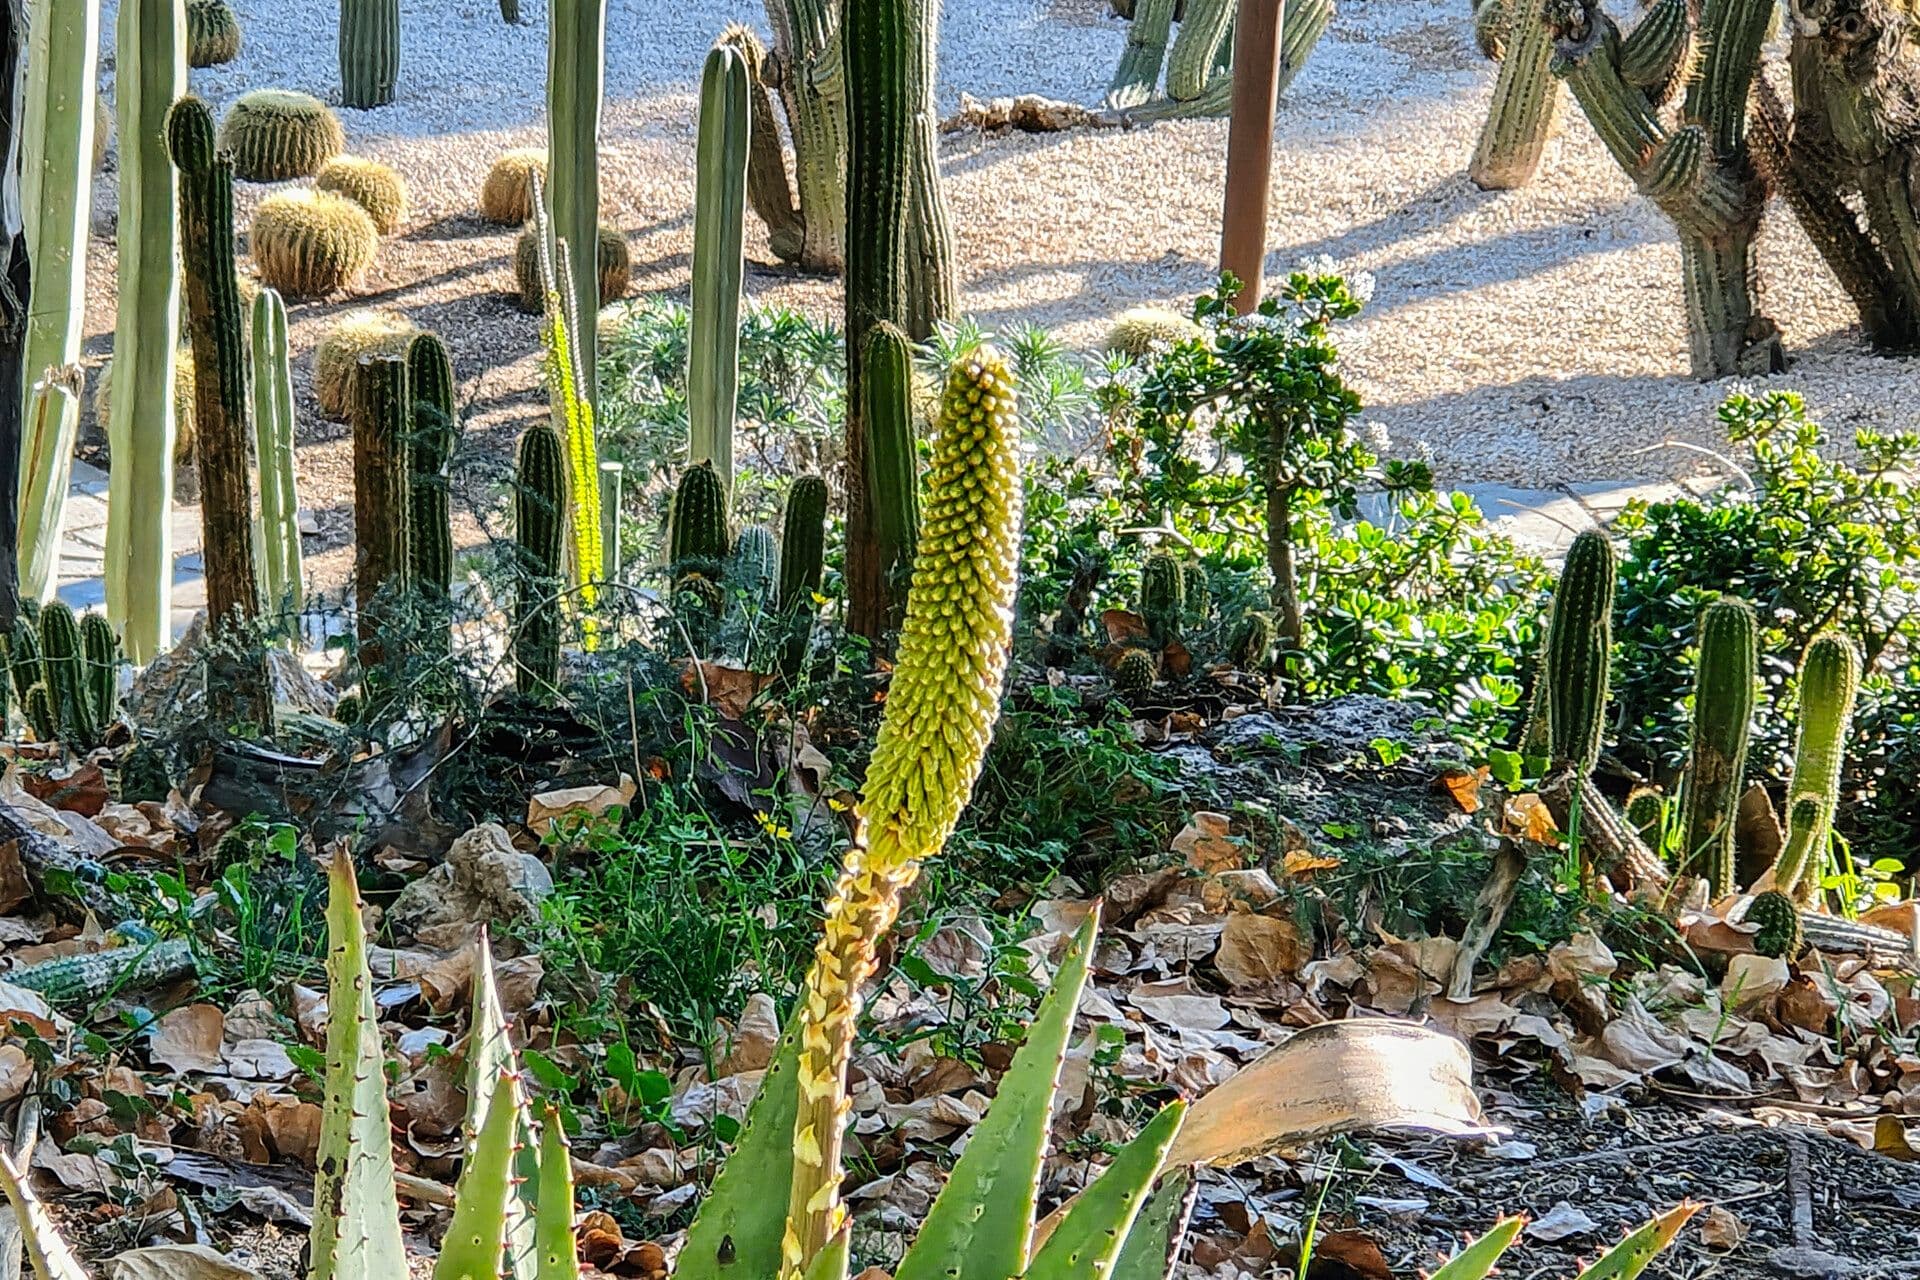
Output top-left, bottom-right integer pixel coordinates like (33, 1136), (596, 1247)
(780, 348), (1022, 1275)
(18, 0), (100, 590)
(1470, 0), (1562, 189)
(669, 461), (732, 573)
(1541, 530), (1614, 774)
(351, 356), (412, 664)
(1774, 631), (1859, 902)
(777, 475), (827, 611)
(863, 322), (921, 608)
(1107, 0), (1176, 109)
(103, 0), (185, 664)
(1678, 597), (1757, 895)
(751, 0), (847, 271)
(339, 0), (400, 109)
(407, 332), (457, 599)
(17, 370), (82, 604)
(547, 0), (607, 414)
(1116, 0), (1336, 121)
(168, 97), (265, 671)
(691, 45), (747, 491)
(598, 460), (623, 582)
(730, 524), (779, 610)
(39, 602), (95, 749)
(81, 612), (118, 731)
(900, 0), (956, 340)
(1139, 552), (1185, 647)
(1547, 0), (1783, 378)
(514, 424), (566, 698)
(250, 289), (303, 617)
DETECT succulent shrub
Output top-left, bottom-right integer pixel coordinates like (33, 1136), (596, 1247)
(511, 224), (628, 313)
(479, 147), (547, 224)
(251, 189), (379, 297)
(217, 89), (344, 181)
(186, 0), (241, 66)
(313, 308), (420, 420)
(315, 154), (409, 234)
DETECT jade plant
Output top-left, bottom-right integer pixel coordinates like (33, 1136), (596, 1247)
(1677, 597), (1757, 894)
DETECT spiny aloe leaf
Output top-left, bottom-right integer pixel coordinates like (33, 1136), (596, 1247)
(464, 930), (540, 1278)
(434, 1064), (524, 1280)
(0, 1149), (87, 1280)
(1024, 1101), (1186, 1280)
(534, 1104), (580, 1280)
(1110, 1166), (1197, 1280)
(1572, 1202), (1700, 1280)
(898, 911), (1101, 1280)
(801, 1224), (850, 1280)
(1427, 1216), (1524, 1280)
(309, 846), (407, 1280)
(675, 1015), (802, 1280)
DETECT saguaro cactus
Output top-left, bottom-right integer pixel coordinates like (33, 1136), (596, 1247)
(1541, 529), (1614, 774)
(691, 45), (747, 492)
(547, 0), (607, 413)
(1677, 597), (1757, 894)
(1548, 0), (1782, 378)
(407, 332), (457, 599)
(103, 0), (185, 663)
(352, 355), (412, 665)
(514, 424), (566, 697)
(250, 289), (303, 617)
(339, 0), (400, 109)
(1774, 631), (1859, 902)
(1470, 0), (1562, 189)
(862, 322), (920, 608)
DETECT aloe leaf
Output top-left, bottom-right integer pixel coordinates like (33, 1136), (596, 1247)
(0, 1149), (87, 1280)
(1428, 1215), (1524, 1280)
(464, 931), (540, 1278)
(309, 846), (407, 1280)
(534, 1104), (580, 1280)
(1572, 1202), (1701, 1280)
(1025, 1101), (1186, 1280)
(1109, 1166), (1196, 1280)
(801, 1224), (850, 1280)
(676, 1015), (802, 1280)
(434, 1062), (523, 1280)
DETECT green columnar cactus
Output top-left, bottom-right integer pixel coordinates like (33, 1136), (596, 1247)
(102, 0), (184, 664)
(351, 356), (412, 667)
(514, 424), (566, 697)
(901, 0), (956, 340)
(1542, 530), (1614, 774)
(715, 26), (800, 266)
(730, 524), (778, 608)
(19, 0), (100, 523)
(18, 372), (82, 605)
(691, 45), (747, 491)
(217, 90), (344, 181)
(777, 473), (828, 668)
(38, 603), (95, 748)
(547, 0), (606, 413)
(8, 615), (41, 707)
(1470, 0), (1563, 189)
(1165, 0), (1232, 101)
(23, 684), (55, 744)
(598, 460), (623, 582)
(669, 461), (732, 573)
(169, 98), (265, 656)
(1625, 786), (1664, 848)
(406, 332), (457, 599)
(1678, 597), (1757, 894)
(1108, 0), (1176, 109)
(1773, 631), (1859, 901)
(1114, 647), (1157, 693)
(755, 0), (847, 271)
(1228, 612), (1274, 671)
(863, 322), (921, 606)
(1548, 0), (1782, 377)
(1122, 0), (1335, 121)
(339, 0), (400, 109)
(1744, 889), (1803, 960)
(1181, 560), (1210, 627)
(1139, 552), (1184, 648)
(81, 612), (118, 731)
(250, 289), (304, 616)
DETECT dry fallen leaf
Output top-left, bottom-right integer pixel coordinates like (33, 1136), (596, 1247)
(1527, 1201), (1598, 1242)
(1504, 793), (1560, 844)
(1435, 766), (1487, 814)
(0, 1043), (30, 1105)
(1699, 1204), (1746, 1249)
(1281, 848), (1340, 876)
(1214, 913), (1310, 991)
(148, 1004), (225, 1074)
(108, 1245), (264, 1280)
(527, 776), (638, 835)
(1172, 812), (1240, 873)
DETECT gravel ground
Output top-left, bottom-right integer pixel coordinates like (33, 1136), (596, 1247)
(75, 0), (1920, 557)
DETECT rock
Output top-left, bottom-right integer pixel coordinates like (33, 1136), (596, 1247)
(1767, 1246), (1858, 1278)
(389, 822), (552, 938)
(1210, 696), (1433, 761)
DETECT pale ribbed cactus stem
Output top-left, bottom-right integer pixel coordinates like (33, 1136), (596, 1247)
(1469, 0), (1561, 189)
(18, 0), (100, 600)
(901, 0), (955, 339)
(547, 0), (606, 413)
(103, 0), (185, 663)
(1775, 632), (1859, 902)
(17, 371), (81, 605)
(251, 288), (304, 618)
(339, 0), (399, 108)
(715, 26), (803, 261)
(762, 0), (847, 270)
(691, 45), (747, 491)
(351, 355), (412, 668)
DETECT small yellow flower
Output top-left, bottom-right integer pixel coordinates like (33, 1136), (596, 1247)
(753, 810), (793, 840)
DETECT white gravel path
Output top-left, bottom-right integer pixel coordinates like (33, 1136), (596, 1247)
(92, 0), (1919, 489)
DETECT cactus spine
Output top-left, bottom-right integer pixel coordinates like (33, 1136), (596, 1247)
(1541, 530), (1615, 775)
(691, 45), (747, 491)
(17, 0), (100, 600)
(104, 0), (185, 663)
(547, 0), (606, 414)
(1140, 552), (1185, 648)
(81, 612), (118, 730)
(339, 0), (400, 109)
(1470, 0), (1561, 189)
(1678, 597), (1757, 894)
(863, 322), (921, 606)
(514, 425), (566, 697)
(669, 462), (731, 572)
(407, 332), (457, 600)
(1774, 631), (1859, 902)
(251, 289), (303, 617)
(351, 356), (412, 667)
(17, 371), (81, 604)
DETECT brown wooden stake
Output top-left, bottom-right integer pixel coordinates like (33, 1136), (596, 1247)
(1220, 0), (1284, 314)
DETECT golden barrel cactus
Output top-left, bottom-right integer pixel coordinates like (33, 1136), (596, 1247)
(511, 224), (629, 313)
(312, 309), (420, 420)
(479, 147), (547, 224)
(251, 189), (379, 297)
(315, 155), (409, 235)
(218, 90), (344, 182)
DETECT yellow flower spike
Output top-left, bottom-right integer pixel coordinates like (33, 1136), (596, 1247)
(782, 346), (1023, 1278)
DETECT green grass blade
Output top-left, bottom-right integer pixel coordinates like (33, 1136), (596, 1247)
(1025, 1102), (1186, 1280)
(434, 1063), (523, 1280)
(1573, 1202), (1700, 1280)
(0, 1149), (88, 1280)
(1428, 1216), (1524, 1280)
(1109, 1167), (1196, 1280)
(898, 912), (1102, 1280)
(535, 1104), (581, 1280)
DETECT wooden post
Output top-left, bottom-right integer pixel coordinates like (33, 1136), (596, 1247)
(1219, 0), (1283, 315)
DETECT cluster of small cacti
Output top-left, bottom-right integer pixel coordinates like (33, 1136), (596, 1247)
(4, 602), (119, 749)
(186, 0), (241, 67)
(250, 189), (379, 297)
(1677, 597), (1757, 895)
(315, 154), (409, 234)
(511, 224), (628, 313)
(479, 148), (547, 224)
(313, 308), (420, 419)
(217, 90), (345, 182)
(1105, 305), (1203, 355)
